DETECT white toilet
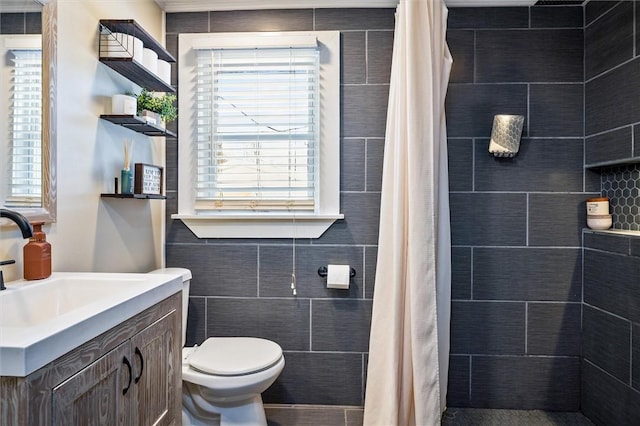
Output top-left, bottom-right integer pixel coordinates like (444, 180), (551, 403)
(152, 268), (285, 426)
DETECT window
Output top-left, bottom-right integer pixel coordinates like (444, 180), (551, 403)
(2, 37), (42, 208)
(175, 31), (342, 238)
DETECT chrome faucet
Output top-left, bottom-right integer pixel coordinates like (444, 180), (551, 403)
(1, 209), (34, 290)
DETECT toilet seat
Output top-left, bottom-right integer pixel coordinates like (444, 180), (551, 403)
(187, 337), (283, 376)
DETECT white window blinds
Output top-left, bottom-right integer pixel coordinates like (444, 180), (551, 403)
(195, 47), (319, 211)
(7, 49), (42, 207)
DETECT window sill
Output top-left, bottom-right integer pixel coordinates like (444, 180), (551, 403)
(171, 213), (344, 239)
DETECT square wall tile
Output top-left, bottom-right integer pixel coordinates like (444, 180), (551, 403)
(450, 301), (525, 355)
(529, 84), (583, 137)
(585, 0), (619, 25)
(450, 193), (527, 246)
(342, 84), (389, 138)
(367, 31), (393, 84)
(24, 12), (40, 34)
(263, 352), (363, 405)
(584, 249), (640, 323)
(476, 29), (583, 83)
(586, 57), (640, 136)
(530, 6), (583, 28)
(315, 192), (381, 245)
(366, 138), (385, 192)
(447, 355), (470, 407)
(633, 324), (640, 391)
(585, 1), (634, 80)
(341, 31), (366, 84)
(185, 296), (206, 346)
(529, 193), (598, 247)
(446, 84), (528, 138)
(446, 30), (474, 84)
(364, 246), (377, 299)
(447, 7), (528, 29)
(473, 248), (582, 302)
(166, 244), (258, 297)
(472, 356), (580, 410)
(207, 298), (310, 351)
(265, 406), (347, 426)
(451, 247), (471, 300)
(584, 231), (631, 255)
(209, 9), (313, 32)
(447, 139), (473, 192)
(585, 127), (633, 165)
(0, 13), (25, 33)
(527, 303), (581, 356)
(341, 139), (366, 192)
(582, 359), (640, 426)
(259, 245), (364, 298)
(166, 12), (209, 33)
(314, 8), (395, 30)
(474, 138), (584, 193)
(582, 305), (631, 383)
(312, 299), (372, 352)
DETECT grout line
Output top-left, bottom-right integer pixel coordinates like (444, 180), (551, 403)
(470, 247), (474, 300)
(468, 356), (472, 402)
(256, 245), (260, 297)
(364, 138), (369, 192)
(525, 193), (530, 247)
(309, 299), (313, 351)
(452, 299), (582, 305)
(471, 139), (476, 192)
(365, 30), (369, 84)
(524, 301), (528, 354)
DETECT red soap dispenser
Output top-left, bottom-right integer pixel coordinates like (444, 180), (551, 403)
(23, 221), (51, 280)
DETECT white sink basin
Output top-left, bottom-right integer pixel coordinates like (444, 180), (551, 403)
(0, 272), (182, 377)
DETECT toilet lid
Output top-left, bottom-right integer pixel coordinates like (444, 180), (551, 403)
(188, 337), (283, 376)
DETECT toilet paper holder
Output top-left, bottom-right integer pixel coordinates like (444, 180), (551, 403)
(317, 266), (356, 278)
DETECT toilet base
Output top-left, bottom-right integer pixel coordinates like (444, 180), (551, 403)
(183, 385), (267, 426)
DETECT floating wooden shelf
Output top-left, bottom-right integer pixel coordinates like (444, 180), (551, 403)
(100, 114), (176, 137)
(101, 193), (166, 200)
(99, 19), (175, 93)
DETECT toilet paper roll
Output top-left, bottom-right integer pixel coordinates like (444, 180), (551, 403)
(326, 264), (350, 289)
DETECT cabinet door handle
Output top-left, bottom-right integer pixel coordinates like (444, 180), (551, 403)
(134, 347), (144, 384)
(122, 356), (133, 395)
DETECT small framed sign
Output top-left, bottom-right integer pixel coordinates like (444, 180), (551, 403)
(134, 163), (163, 195)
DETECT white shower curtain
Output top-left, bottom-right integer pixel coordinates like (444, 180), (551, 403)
(363, 0), (452, 425)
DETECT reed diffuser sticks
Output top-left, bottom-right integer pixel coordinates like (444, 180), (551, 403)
(123, 139), (134, 171)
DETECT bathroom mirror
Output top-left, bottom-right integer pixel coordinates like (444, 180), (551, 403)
(0, 0), (56, 222)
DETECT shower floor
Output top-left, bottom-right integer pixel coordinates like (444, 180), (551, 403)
(263, 405), (594, 425)
(442, 408), (595, 426)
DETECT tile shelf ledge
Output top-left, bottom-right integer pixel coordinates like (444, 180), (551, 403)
(584, 157), (640, 169)
(583, 228), (640, 237)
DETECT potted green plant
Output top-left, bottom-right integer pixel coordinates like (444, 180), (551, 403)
(136, 88), (177, 128)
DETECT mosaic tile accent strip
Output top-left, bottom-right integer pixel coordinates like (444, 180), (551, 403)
(601, 164), (640, 231)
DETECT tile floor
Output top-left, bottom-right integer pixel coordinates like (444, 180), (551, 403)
(263, 405), (595, 426)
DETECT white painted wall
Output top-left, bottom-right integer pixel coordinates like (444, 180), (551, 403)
(1, 0), (166, 281)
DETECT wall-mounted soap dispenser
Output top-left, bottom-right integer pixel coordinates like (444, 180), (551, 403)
(488, 114), (524, 158)
(23, 222), (51, 280)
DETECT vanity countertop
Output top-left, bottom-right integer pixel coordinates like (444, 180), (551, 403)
(0, 271), (182, 377)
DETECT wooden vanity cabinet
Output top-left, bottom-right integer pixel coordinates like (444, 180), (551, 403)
(0, 292), (181, 426)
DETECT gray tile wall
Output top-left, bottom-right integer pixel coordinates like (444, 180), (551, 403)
(0, 12), (41, 34)
(582, 3), (640, 421)
(164, 2), (640, 414)
(582, 231), (640, 425)
(446, 5), (591, 411)
(164, 8), (393, 405)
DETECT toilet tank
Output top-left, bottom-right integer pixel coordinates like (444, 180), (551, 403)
(150, 268), (192, 347)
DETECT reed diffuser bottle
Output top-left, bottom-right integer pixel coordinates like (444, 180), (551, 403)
(121, 139), (134, 194)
